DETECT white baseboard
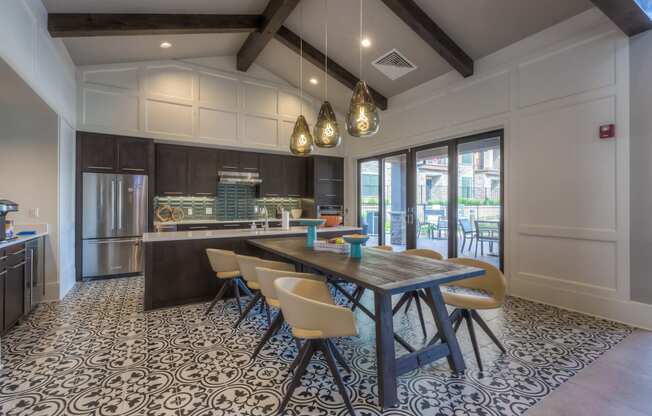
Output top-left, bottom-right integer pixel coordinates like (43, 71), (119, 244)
(40, 281), (61, 303)
(510, 277), (652, 331)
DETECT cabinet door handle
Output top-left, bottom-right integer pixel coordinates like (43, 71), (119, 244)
(188, 226), (209, 230)
(87, 166), (113, 170)
(122, 168), (145, 172)
(222, 165), (238, 169)
(288, 194), (301, 198)
(0, 256), (8, 261)
(11, 249), (25, 256)
(163, 192), (184, 195)
(243, 167), (258, 171)
(222, 224), (241, 227)
(0, 270), (6, 276)
(194, 193), (213, 196)
(265, 193), (279, 197)
(11, 261), (26, 269)
(326, 194), (337, 197)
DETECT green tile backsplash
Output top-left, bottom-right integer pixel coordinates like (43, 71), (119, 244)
(154, 184), (303, 221)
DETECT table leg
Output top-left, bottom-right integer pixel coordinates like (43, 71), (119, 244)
(424, 286), (466, 373)
(374, 292), (398, 409)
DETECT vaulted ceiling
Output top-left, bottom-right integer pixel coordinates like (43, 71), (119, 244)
(44, 0), (594, 112)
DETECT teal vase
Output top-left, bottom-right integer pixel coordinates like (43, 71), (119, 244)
(306, 224), (317, 248)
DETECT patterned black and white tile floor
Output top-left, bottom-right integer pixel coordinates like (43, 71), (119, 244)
(0, 277), (631, 416)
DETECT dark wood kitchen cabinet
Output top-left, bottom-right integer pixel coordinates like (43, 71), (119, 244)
(156, 145), (189, 196)
(80, 133), (116, 172)
(188, 148), (218, 196)
(79, 132), (153, 174)
(285, 156), (307, 198)
(259, 154), (286, 197)
(0, 248), (5, 333)
(117, 137), (150, 173)
(4, 244), (25, 332)
(218, 150), (260, 173)
(308, 156), (344, 205)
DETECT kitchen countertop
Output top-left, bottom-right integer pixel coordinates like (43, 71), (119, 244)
(143, 225), (361, 243)
(154, 218), (305, 226)
(0, 231), (48, 250)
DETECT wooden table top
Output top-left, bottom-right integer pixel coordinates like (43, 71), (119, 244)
(248, 237), (485, 295)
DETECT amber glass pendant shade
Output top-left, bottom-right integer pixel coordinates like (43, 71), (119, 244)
(289, 115), (314, 156)
(313, 101), (341, 148)
(346, 80), (380, 137)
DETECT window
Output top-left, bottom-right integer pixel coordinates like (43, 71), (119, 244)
(461, 177), (472, 198)
(461, 153), (473, 165)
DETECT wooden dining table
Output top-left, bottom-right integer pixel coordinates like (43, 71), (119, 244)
(247, 237), (485, 409)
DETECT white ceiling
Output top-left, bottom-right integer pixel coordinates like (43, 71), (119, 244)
(44, 0), (593, 104)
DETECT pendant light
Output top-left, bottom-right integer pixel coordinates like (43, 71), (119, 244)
(290, 2), (314, 156)
(346, 0), (380, 138)
(314, 0), (341, 148)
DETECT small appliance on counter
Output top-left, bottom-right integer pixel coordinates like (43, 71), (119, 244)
(0, 199), (19, 241)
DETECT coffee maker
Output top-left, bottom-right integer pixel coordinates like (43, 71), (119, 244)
(0, 200), (18, 241)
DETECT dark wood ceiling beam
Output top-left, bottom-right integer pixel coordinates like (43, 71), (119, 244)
(48, 14), (262, 37)
(380, 0), (473, 77)
(237, 0), (300, 72)
(274, 26), (388, 111)
(589, 0), (652, 37)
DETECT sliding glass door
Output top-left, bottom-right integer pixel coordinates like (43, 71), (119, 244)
(358, 151), (408, 250)
(414, 145), (450, 258)
(358, 130), (504, 269)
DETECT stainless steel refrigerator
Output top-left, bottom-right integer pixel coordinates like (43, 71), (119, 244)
(82, 173), (148, 278)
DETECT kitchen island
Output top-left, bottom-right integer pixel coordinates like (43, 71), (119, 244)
(143, 225), (360, 310)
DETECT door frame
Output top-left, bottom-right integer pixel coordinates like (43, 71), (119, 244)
(357, 149), (410, 247)
(357, 129), (504, 270)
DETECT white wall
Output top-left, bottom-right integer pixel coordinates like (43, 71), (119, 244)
(0, 0), (76, 126)
(77, 58), (344, 156)
(629, 30), (652, 305)
(345, 8), (650, 329)
(0, 62), (61, 301)
(57, 118), (76, 299)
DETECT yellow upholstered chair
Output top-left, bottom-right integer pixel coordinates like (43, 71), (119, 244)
(393, 249), (445, 337)
(275, 277), (358, 415)
(250, 267), (325, 360)
(440, 258), (507, 371)
(234, 254), (294, 329)
(205, 249), (250, 317)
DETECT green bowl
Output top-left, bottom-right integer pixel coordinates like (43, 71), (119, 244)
(342, 235), (370, 245)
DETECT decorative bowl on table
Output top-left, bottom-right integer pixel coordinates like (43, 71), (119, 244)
(320, 215), (343, 227)
(290, 209), (303, 219)
(342, 234), (370, 259)
(299, 219), (326, 247)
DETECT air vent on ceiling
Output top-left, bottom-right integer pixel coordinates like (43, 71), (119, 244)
(372, 49), (417, 80)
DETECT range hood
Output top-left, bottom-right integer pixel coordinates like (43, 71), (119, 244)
(218, 171), (262, 185)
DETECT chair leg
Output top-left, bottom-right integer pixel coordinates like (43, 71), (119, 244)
(463, 310), (483, 372)
(327, 339), (351, 373)
(461, 235), (466, 252)
(471, 310), (506, 353)
(279, 340), (315, 414)
(475, 239), (479, 257)
(233, 291), (262, 329)
(251, 310), (285, 361)
(235, 278), (253, 297)
(413, 294), (428, 338)
(320, 340), (356, 416)
(351, 286), (365, 311)
(265, 302), (271, 326)
(233, 280), (242, 314)
(404, 295), (414, 314)
(288, 339), (311, 374)
(429, 308), (462, 345)
(469, 237), (474, 253)
(205, 280), (230, 316)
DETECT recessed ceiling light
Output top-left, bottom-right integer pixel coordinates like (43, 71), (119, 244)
(309, 77), (319, 85)
(160, 41), (172, 49)
(361, 38), (371, 48)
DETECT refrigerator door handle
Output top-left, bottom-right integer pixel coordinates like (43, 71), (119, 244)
(111, 179), (117, 231)
(117, 179), (124, 231)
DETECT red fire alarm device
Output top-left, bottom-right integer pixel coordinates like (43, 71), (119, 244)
(599, 124), (615, 139)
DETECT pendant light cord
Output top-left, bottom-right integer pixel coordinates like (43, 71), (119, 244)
(299, 1), (303, 114)
(359, 0), (363, 80)
(324, 0), (328, 101)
